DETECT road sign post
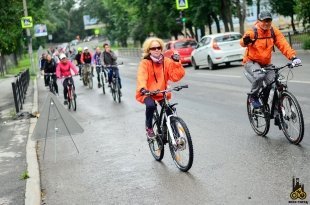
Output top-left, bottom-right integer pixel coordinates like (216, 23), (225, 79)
(176, 0), (188, 38)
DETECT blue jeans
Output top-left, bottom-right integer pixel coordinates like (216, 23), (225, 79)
(108, 67), (122, 88)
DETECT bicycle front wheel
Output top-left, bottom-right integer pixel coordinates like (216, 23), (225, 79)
(88, 73), (93, 89)
(111, 81), (116, 101)
(246, 95), (270, 136)
(280, 91), (304, 144)
(115, 81), (121, 103)
(168, 116), (193, 172)
(101, 75), (105, 94)
(149, 112), (164, 161)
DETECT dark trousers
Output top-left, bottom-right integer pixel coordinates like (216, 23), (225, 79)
(108, 67), (122, 88)
(46, 74), (59, 94)
(144, 97), (173, 129)
(63, 77), (74, 100)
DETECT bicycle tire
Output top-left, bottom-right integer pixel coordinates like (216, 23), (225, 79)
(101, 75), (105, 94)
(88, 73), (93, 89)
(149, 112), (164, 161)
(246, 95), (270, 136)
(111, 81), (116, 101)
(279, 91), (304, 144)
(115, 80), (121, 103)
(49, 82), (55, 95)
(168, 116), (193, 172)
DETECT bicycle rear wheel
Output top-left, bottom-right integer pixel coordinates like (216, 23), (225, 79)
(246, 95), (270, 136)
(168, 116), (193, 172)
(280, 91), (304, 144)
(49, 82), (56, 95)
(149, 112), (164, 161)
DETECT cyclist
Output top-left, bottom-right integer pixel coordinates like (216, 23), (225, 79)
(75, 47), (83, 79)
(80, 47), (93, 81)
(43, 54), (59, 95)
(39, 53), (48, 86)
(102, 43), (121, 89)
(92, 46), (104, 88)
(135, 37), (185, 140)
(240, 11), (301, 110)
(56, 53), (79, 105)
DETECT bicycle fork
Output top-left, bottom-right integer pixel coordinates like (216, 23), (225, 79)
(166, 114), (178, 148)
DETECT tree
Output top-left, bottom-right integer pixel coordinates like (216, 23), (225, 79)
(269, 0), (297, 32)
(295, 0), (310, 30)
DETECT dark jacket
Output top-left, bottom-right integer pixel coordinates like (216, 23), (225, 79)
(103, 51), (117, 65)
(44, 59), (57, 73)
(75, 53), (82, 65)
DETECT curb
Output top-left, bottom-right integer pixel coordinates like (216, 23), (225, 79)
(25, 79), (41, 205)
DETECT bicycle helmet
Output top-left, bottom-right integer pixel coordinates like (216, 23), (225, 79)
(78, 47), (82, 52)
(59, 53), (66, 60)
(258, 11), (272, 21)
(84, 46), (88, 50)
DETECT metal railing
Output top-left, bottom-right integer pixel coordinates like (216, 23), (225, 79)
(118, 48), (142, 58)
(11, 69), (30, 113)
(284, 30), (310, 50)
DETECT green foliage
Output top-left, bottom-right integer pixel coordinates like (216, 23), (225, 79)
(302, 39), (310, 50)
(295, 0), (310, 29)
(20, 171), (30, 180)
(7, 54), (31, 75)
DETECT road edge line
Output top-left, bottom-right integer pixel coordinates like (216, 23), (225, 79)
(25, 78), (41, 205)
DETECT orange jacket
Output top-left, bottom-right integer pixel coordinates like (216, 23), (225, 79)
(240, 23), (296, 66)
(136, 57), (185, 103)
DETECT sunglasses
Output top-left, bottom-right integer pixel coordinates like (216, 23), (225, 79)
(149, 46), (162, 51)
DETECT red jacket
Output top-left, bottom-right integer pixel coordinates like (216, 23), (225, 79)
(56, 60), (78, 78)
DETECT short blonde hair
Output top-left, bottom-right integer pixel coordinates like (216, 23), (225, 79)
(142, 37), (165, 58)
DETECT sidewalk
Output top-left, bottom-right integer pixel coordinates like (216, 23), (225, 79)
(0, 76), (40, 205)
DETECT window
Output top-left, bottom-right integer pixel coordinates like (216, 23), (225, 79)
(215, 34), (242, 42)
(174, 40), (197, 49)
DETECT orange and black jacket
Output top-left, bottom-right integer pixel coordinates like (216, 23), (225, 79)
(240, 22), (296, 66)
(136, 56), (185, 104)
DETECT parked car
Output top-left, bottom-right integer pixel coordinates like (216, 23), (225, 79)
(83, 35), (93, 42)
(163, 39), (197, 65)
(70, 39), (79, 46)
(191, 32), (246, 70)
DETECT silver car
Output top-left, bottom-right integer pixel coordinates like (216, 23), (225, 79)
(191, 32), (246, 70)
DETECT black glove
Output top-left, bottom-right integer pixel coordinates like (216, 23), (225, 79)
(140, 88), (150, 96)
(243, 35), (253, 46)
(171, 53), (180, 62)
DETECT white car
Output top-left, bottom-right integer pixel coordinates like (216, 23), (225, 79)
(191, 32), (246, 70)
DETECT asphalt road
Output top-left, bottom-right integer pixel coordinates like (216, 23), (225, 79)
(37, 49), (310, 204)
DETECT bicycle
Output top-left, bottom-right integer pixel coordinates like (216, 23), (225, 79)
(45, 73), (57, 95)
(63, 76), (77, 111)
(246, 63), (304, 144)
(106, 64), (122, 103)
(147, 85), (194, 172)
(82, 63), (93, 89)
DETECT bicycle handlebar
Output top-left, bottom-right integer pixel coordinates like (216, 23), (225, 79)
(103, 62), (124, 68)
(148, 85), (189, 96)
(44, 73), (56, 76)
(254, 63), (302, 73)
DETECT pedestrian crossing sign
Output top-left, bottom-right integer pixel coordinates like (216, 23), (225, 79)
(176, 0), (188, 10)
(21, 16), (33, 28)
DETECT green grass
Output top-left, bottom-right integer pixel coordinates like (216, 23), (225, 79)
(20, 171), (29, 180)
(7, 52), (38, 76)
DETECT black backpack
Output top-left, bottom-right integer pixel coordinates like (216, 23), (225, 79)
(252, 26), (276, 51)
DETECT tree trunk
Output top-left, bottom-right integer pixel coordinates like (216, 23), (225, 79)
(227, 0), (234, 31)
(187, 22), (195, 38)
(220, 0), (230, 32)
(236, 0), (247, 34)
(211, 13), (221, 33)
(208, 17), (212, 34)
(256, 0), (260, 19)
(290, 14), (296, 33)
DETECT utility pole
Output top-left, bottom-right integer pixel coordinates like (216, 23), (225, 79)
(22, 0), (35, 75)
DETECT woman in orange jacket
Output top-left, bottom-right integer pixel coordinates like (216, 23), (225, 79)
(240, 11), (301, 109)
(136, 37), (185, 140)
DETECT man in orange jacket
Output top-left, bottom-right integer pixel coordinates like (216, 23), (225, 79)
(240, 11), (301, 109)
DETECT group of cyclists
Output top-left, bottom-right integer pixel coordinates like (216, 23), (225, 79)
(39, 43), (121, 105)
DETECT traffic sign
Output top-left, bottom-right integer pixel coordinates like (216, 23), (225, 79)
(21, 16), (33, 28)
(176, 0), (188, 10)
